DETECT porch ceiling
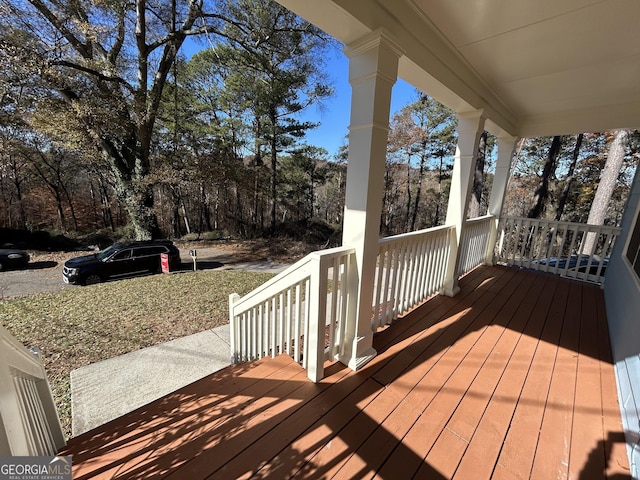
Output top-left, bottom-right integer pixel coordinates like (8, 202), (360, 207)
(276, 0), (640, 138)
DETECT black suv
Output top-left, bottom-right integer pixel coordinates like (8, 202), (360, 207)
(62, 240), (181, 285)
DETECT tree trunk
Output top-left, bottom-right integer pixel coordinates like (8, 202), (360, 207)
(98, 180), (115, 232)
(53, 188), (66, 232)
(583, 129), (629, 253)
(527, 135), (562, 219)
(9, 156), (27, 230)
(434, 152), (445, 227)
(203, 184), (213, 232)
(180, 195), (191, 235)
(555, 133), (583, 221)
(382, 166), (392, 235)
(410, 142), (428, 231)
(115, 176), (159, 240)
(61, 180), (78, 231)
(89, 181), (100, 227)
(309, 168), (316, 219)
(270, 115), (278, 231)
(469, 131), (488, 219)
(404, 153), (412, 232)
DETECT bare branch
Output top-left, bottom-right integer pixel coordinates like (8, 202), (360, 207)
(27, 0), (91, 58)
(108, 8), (126, 64)
(49, 59), (134, 92)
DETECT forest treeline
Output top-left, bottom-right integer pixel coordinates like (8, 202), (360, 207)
(0, 0), (638, 244)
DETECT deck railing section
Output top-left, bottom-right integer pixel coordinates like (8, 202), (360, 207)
(229, 216), (620, 382)
(496, 216), (621, 283)
(372, 225), (453, 330)
(229, 246), (355, 382)
(458, 215), (495, 277)
(0, 324), (65, 455)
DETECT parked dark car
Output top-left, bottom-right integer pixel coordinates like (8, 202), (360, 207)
(0, 248), (30, 271)
(62, 240), (181, 285)
(534, 254), (609, 276)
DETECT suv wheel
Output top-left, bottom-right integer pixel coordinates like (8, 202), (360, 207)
(84, 274), (102, 285)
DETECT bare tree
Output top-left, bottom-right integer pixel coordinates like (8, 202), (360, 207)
(583, 129), (630, 253)
(469, 131), (488, 219)
(555, 133), (583, 221)
(527, 136), (563, 219)
(0, 0), (242, 239)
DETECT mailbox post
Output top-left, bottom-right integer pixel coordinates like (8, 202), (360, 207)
(189, 249), (197, 271)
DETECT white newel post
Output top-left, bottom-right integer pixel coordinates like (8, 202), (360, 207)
(442, 110), (486, 297)
(340, 30), (402, 371)
(485, 135), (518, 265)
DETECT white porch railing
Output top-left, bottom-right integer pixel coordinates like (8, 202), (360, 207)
(230, 216), (620, 382)
(458, 215), (495, 278)
(372, 225), (454, 330)
(496, 216), (621, 284)
(229, 246), (355, 382)
(0, 323), (65, 455)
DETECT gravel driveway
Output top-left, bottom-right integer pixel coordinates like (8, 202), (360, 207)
(0, 259), (72, 299)
(0, 246), (288, 300)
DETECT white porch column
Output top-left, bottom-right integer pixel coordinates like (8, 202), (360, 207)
(341, 30), (402, 371)
(442, 110), (486, 297)
(485, 135), (518, 265)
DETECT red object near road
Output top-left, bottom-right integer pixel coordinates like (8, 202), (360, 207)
(160, 253), (170, 273)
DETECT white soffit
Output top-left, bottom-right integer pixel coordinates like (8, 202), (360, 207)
(277, 0), (640, 136)
(406, 0), (640, 135)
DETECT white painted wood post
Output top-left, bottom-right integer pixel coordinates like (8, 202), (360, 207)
(442, 110), (486, 297)
(229, 293), (240, 362)
(340, 30), (403, 371)
(485, 135), (518, 265)
(306, 256), (328, 382)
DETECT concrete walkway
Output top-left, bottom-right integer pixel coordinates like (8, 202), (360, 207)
(70, 325), (233, 436)
(70, 260), (290, 436)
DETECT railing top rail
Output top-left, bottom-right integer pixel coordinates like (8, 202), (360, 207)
(500, 216), (622, 233)
(378, 224), (454, 246)
(1, 324), (44, 379)
(308, 246), (355, 262)
(464, 214), (494, 224)
(231, 246), (355, 311)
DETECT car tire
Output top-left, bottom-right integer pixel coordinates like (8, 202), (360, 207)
(0, 262), (4, 271)
(84, 274), (102, 285)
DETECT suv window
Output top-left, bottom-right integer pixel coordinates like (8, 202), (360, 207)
(112, 249), (132, 261)
(133, 246), (167, 257)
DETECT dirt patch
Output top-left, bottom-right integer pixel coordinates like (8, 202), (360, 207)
(179, 238), (317, 264)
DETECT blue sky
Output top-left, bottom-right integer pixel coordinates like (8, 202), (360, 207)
(183, 38), (418, 159)
(299, 51), (419, 158)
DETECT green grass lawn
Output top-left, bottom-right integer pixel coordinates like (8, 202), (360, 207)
(0, 269), (274, 439)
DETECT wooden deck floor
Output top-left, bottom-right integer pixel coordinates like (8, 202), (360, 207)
(61, 265), (630, 479)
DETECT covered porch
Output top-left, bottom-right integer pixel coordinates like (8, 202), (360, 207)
(3, 0), (639, 476)
(61, 265), (629, 478)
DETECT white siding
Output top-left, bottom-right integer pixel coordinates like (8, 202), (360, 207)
(605, 164), (640, 478)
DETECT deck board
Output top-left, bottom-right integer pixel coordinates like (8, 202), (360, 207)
(493, 276), (569, 480)
(423, 269), (539, 476)
(454, 274), (560, 480)
(568, 282), (605, 479)
(530, 280), (582, 480)
(61, 266), (631, 479)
